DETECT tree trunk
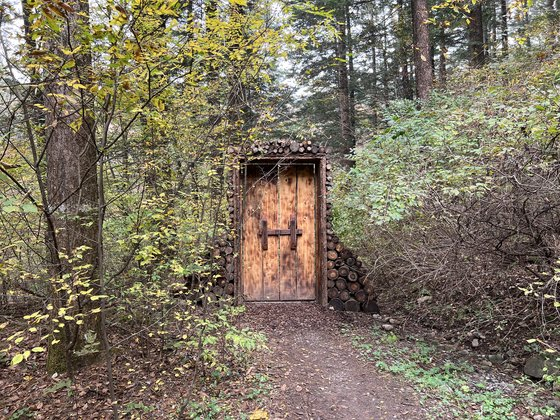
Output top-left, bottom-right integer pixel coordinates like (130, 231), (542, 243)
(370, 26), (378, 125)
(468, 1), (485, 67)
(501, 0), (508, 55)
(397, 0), (413, 99)
(21, 1), (43, 125)
(490, 0), (497, 57)
(482, 6), (489, 58)
(44, 0), (101, 374)
(345, 2), (356, 138)
(439, 27), (447, 85)
(524, 4), (531, 48)
(411, 0), (433, 99)
(336, 17), (354, 154)
(401, 60), (413, 100)
(382, 28), (389, 103)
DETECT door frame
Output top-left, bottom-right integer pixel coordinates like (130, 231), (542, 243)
(233, 156), (328, 306)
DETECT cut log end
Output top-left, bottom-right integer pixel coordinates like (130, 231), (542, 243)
(327, 250), (338, 261)
(362, 300), (379, 314)
(355, 290), (367, 303)
(335, 279), (347, 291)
(347, 271), (358, 282)
(328, 298), (344, 311)
(344, 299), (360, 312)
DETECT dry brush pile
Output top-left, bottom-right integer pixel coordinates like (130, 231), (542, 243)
(369, 147), (560, 350)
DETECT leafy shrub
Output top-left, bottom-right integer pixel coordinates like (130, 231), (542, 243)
(333, 47), (560, 353)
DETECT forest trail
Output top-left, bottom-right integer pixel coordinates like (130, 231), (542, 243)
(239, 303), (425, 420)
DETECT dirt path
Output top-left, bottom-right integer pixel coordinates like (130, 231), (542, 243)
(239, 303), (425, 420)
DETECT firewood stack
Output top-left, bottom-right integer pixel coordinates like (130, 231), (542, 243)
(212, 236), (236, 299)
(213, 139), (379, 313)
(247, 139), (328, 156)
(324, 223), (378, 313)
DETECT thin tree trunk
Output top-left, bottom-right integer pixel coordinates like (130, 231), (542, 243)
(468, 1), (485, 67)
(491, 0), (497, 57)
(382, 29), (389, 103)
(21, 1), (43, 126)
(439, 27), (447, 85)
(501, 0), (508, 55)
(346, 2), (356, 136)
(402, 60), (413, 100)
(98, 89), (118, 420)
(482, 6), (489, 58)
(430, 44), (436, 76)
(411, 0), (433, 99)
(336, 18), (354, 153)
(397, 0), (413, 99)
(522, 0), (531, 48)
(370, 32), (378, 125)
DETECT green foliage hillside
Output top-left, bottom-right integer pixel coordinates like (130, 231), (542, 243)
(333, 45), (560, 360)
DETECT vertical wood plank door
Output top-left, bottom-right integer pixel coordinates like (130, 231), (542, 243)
(242, 164), (317, 301)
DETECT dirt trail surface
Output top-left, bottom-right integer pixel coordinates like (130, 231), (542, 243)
(239, 303), (424, 420)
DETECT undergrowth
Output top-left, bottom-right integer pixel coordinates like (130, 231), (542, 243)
(182, 373), (272, 420)
(333, 44), (560, 361)
(344, 325), (559, 419)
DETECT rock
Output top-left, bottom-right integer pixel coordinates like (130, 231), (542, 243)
(471, 338), (480, 348)
(382, 324), (394, 332)
(509, 357), (523, 365)
(389, 318), (400, 325)
(488, 354), (504, 364)
(417, 296), (432, 304)
(523, 354), (560, 379)
(546, 399), (560, 411)
(471, 331), (486, 339)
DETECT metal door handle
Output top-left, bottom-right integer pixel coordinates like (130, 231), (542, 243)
(258, 217), (302, 251)
(289, 216), (297, 250)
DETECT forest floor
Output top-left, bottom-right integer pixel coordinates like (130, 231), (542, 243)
(238, 303), (559, 420)
(1, 302), (558, 419)
(238, 303), (422, 419)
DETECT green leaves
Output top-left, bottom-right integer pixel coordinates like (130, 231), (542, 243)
(1, 199), (38, 214)
(11, 353), (24, 366)
(22, 203), (38, 213)
(11, 350), (32, 366)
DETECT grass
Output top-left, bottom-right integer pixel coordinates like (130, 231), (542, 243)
(344, 325), (558, 420)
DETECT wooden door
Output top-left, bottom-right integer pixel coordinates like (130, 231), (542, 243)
(242, 164), (316, 301)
